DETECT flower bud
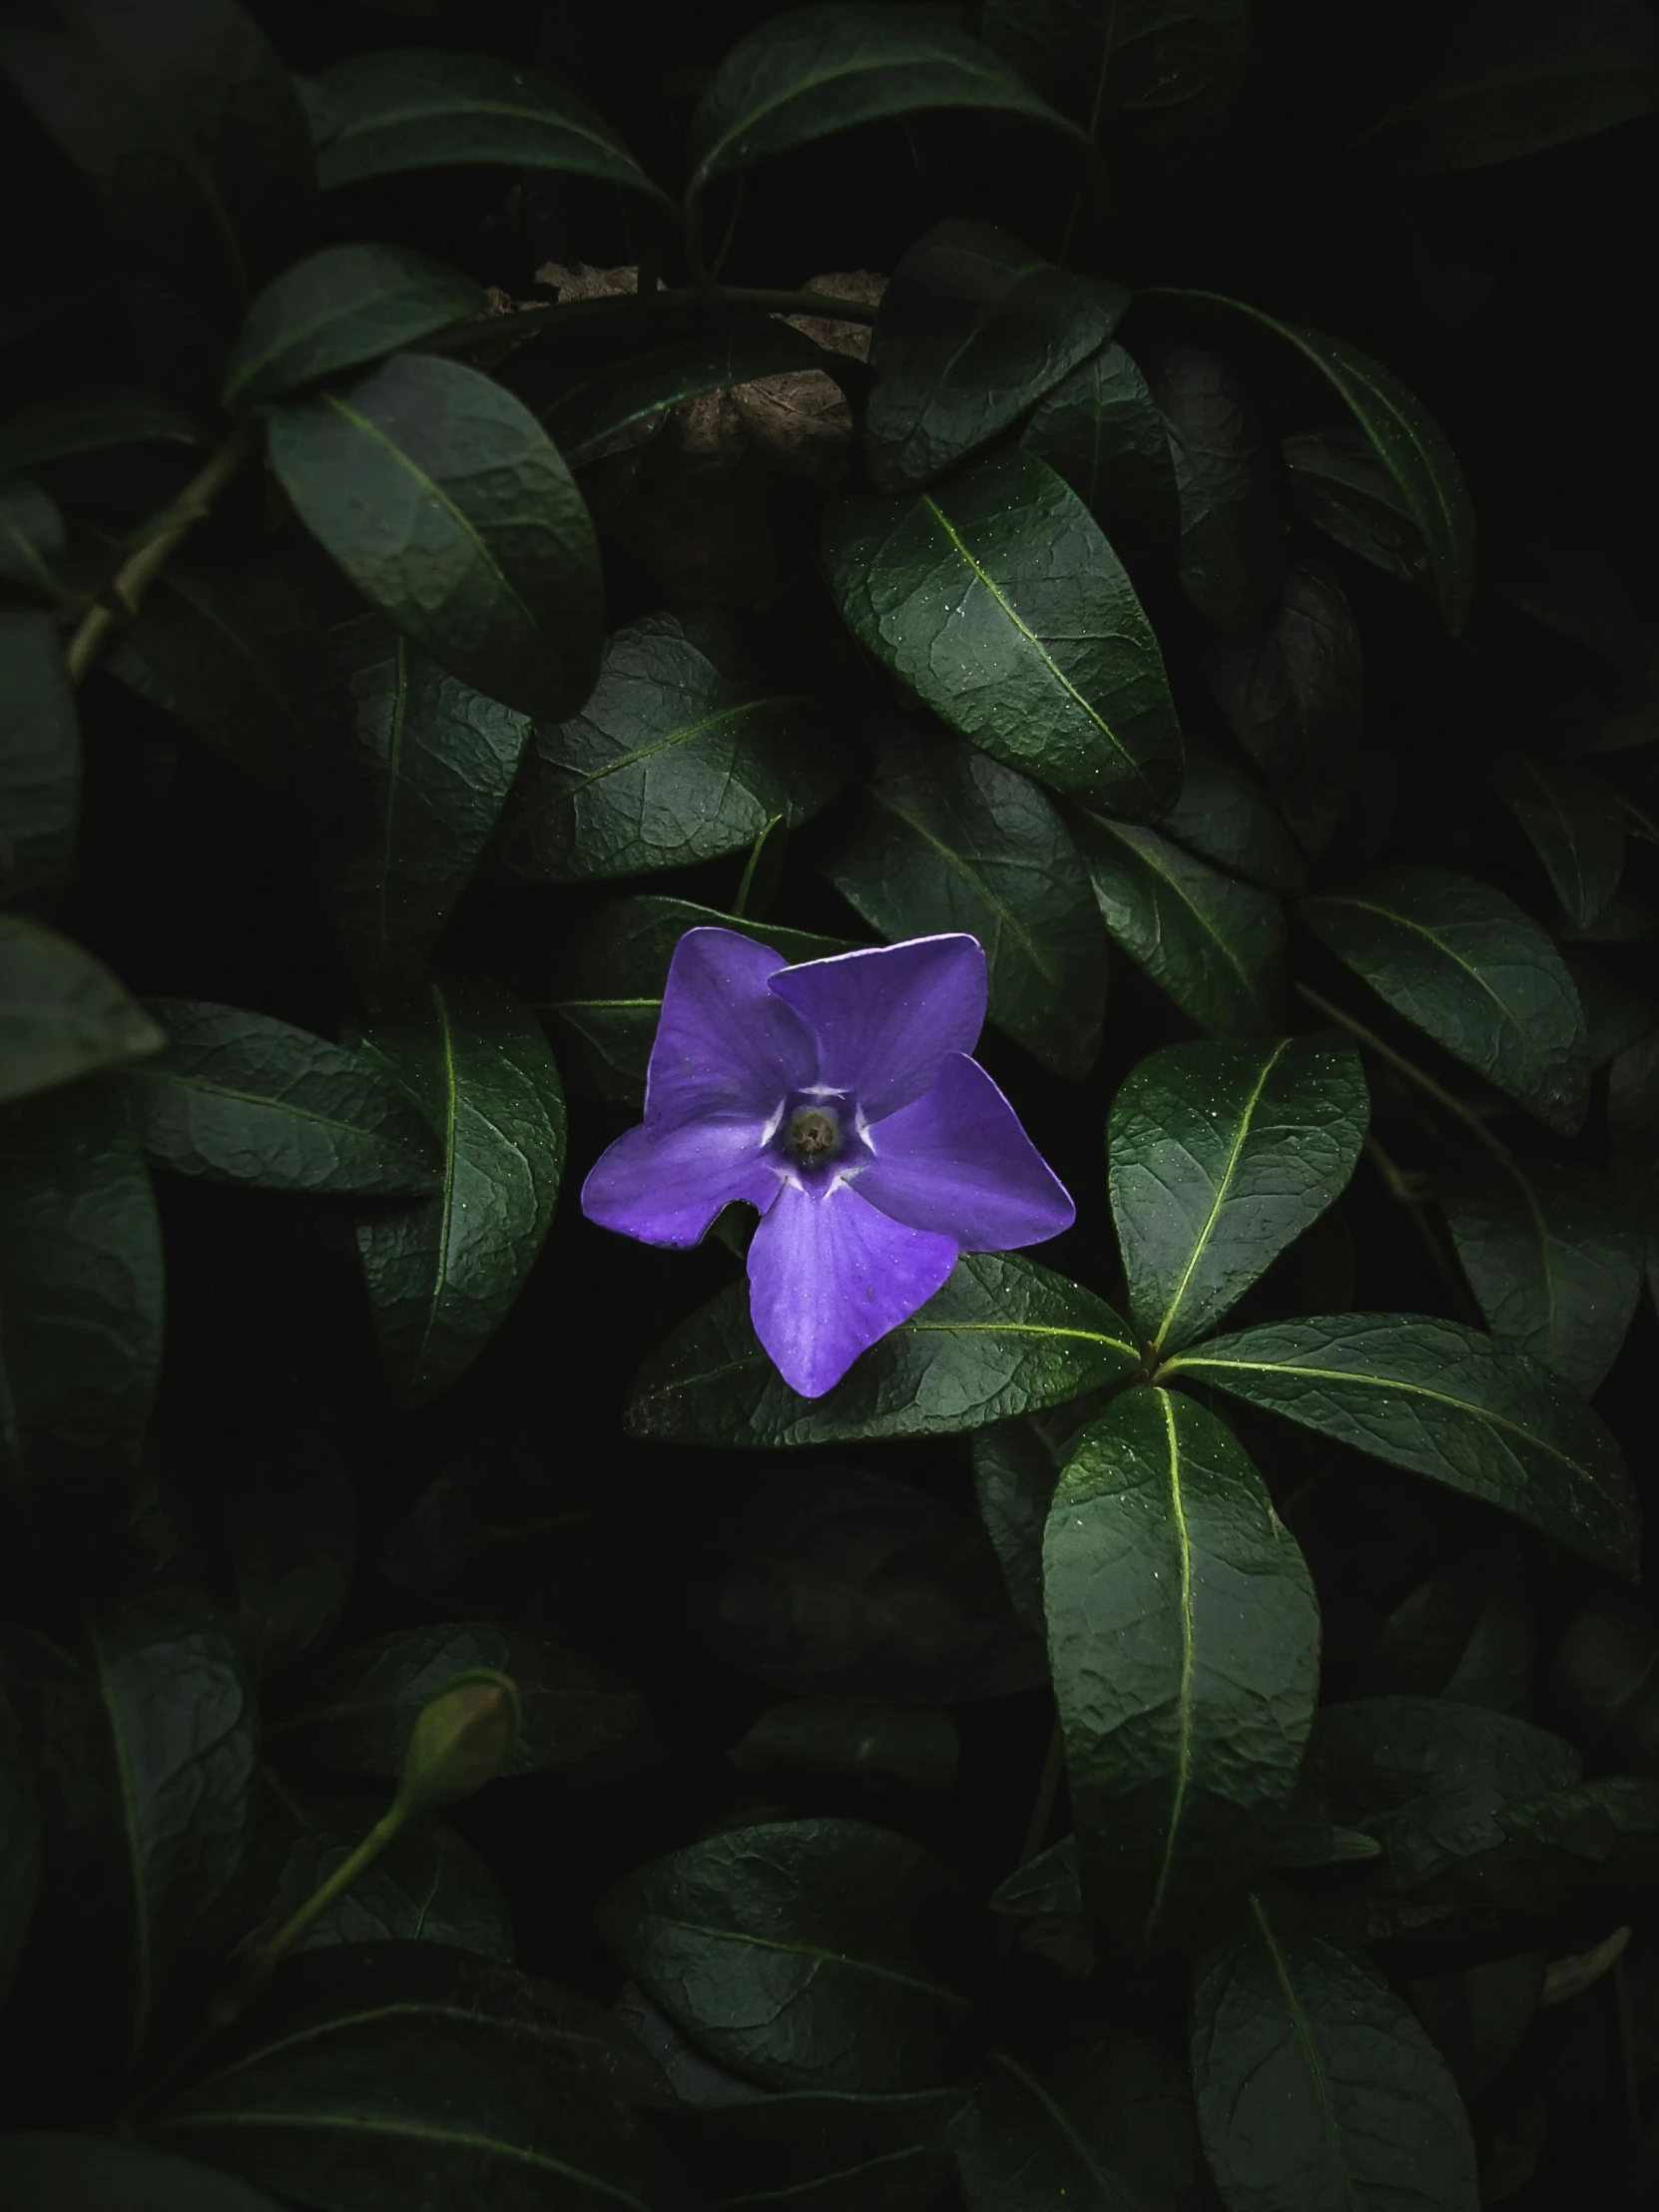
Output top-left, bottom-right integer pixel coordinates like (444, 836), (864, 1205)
(395, 1669), (521, 1813)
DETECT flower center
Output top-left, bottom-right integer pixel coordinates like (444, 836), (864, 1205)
(787, 1104), (841, 1161)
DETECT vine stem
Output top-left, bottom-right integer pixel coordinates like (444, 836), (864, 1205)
(1362, 1133), (1482, 1326)
(438, 280), (880, 358)
(1296, 981), (1513, 1164)
(64, 423), (256, 687)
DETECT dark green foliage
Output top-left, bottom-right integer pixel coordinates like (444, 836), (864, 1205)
(2, 1), (1655, 2204)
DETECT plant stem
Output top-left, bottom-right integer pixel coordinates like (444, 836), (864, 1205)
(1362, 1133), (1482, 1326)
(1297, 982), (1513, 1164)
(64, 424), (255, 687)
(245, 1802), (408, 1979)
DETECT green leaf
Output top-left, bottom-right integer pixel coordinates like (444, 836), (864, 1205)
(110, 541), (319, 799)
(1148, 293), (1478, 633)
(1349, 0), (1659, 176)
(0, 0), (312, 319)
(224, 243), (484, 411)
(0, 2136), (285, 2212)
(1484, 749), (1627, 930)
(246, 1777), (514, 1960)
(124, 997), (442, 1195)
(0, 1080), (164, 1552)
(991, 1824), (1382, 1922)
(972, 1407), (1097, 1635)
(1046, 1391), (1320, 1943)
(489, 610), (841, 882)
(825, 445), (1182, 816)
(1302, 863), (1590, 1134)
(1020, 341), (1180, 575)
(1190, 1892), (1479, 2212)
(1201, 558), (1364, 855)
(528, 895), (851, 1108)
(678, 2088), (961, 2210)
(729, 1702), (959, 1803)
(863, 219), (1127, 491)
(266, 351), (604, 721)
(1164, 1313), (1639, 1574)
(1076, 813), (1288, 1035)
(1142, 338), (1286, 637)
(686, 4), (1087, 192)
(0, 476), (66, 596)
(1440, 1156), (1643, 1391)
(1155, 729), (1306, 894)
(626, 1253), (1139, 1449)
(596, 1818), (981, 2091)
(504, 304), (837, 466)
(982, 0), (1251, 203)
(0, 384), (211, 475)
(266, 1622), (647, 1783)
(680, 1460), (1046, 1703)
(1550, 1587), (1659, 1768)
(1110, 1034), (1368, 1355)
(0, 1691), (41, 2007)
(307, 617), (531, 1007)
(0, 915), (163, 1107)
(1564, 949), (1656, 1070)
(354, 974), (567, 1405)
(824, 718), (1108, 1078)
(1351, 1535), (1535, 1711)
(1417, 1775), (1659, 1914)
(310, 45), (671, 206)
(0, 1589), (256, 2069)
(1282, 428), (1428, 591)
(956, 2007), (1211, 2211)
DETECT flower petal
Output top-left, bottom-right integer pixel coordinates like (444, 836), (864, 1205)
(747, 1179), (957, 1397)
(857, 1051), (1075, 1250)
(582, 1114), (780, 1249)
(768, 933), (987, 1119)
(647, 926), (816, 1131)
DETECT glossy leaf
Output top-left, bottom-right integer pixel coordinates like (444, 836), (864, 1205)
(1020, 340), (1181, 573)
(1143, 339), (1286, 637)
(224, 243), (484, 410)
(1283, 428), (1428, 590)
(1440, 1155), (1643, 1391)
(0, 1691), (40, 2007)
(0, 614), (79, 905)
(1202, 559), (1365, 856)
(0, 2136), (285, 2212)
(680, 1460), (1046, 1703)
(1417, 1775), (1659, 1914)
(1077, 813), (1288, 1035)
(0, 384), (210, 475)
(956, 2007), (1211, 2211)
(826, 444), (1182, 816)
(596, 1818), (981, 2091)
(246, 1778), (514, 1960)
(824, 717), (1109, 1078)
(0, 0), (312, 318)
(0, 1589), (256, 2069)
(310, 45), (670, 205)
(1110, 1033), (1369, 1355)
(1303, 864), (1589, 1135)
(1191, 1892), (1479, 2212)
(982, 0), (1252, 203)
(0, 477), (65, 596)
(1156, 730), (1307, 894)
(1150, 293), (1478, 633)
(266, 1622), (647, 1782)
(307, 617), (531, 1006)
(491, 611), (841, 882)
(1046, 1391), (1321, 1942)
(1484, 749), (1627, 929)
(0, 1080), (164, 1552)
(1350, 0), (1659, 176)
(0, 915), (164, 1107)
(266, 351), (604, 722)
(354, 974), (566, 1405)
(863, 219), (1127, 490)
(126, 998), (442, 1194)
(685, 4), (1086, 191)
(529, 894), (850, 1107)
(625, 1253), (1139, 1449)
(1165, 1313), (1639, 1574)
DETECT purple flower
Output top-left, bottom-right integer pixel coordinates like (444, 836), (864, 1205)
(581, 928), (1075, 1397)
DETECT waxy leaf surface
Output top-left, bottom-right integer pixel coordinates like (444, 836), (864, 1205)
(0, 915), (164, 1108)
(1143, 339), (1286, 637)
(1484, 749), (1626, 930)
(225, 243), (484, 410)
(1020, 341), (1180, 574)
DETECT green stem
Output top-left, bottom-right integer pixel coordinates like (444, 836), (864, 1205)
(1297, 982), (1513, 1164)
(245, 1802), (408, 1978)
(1363, 1133), (1482, 1326)
(64, 424), (255, 687)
